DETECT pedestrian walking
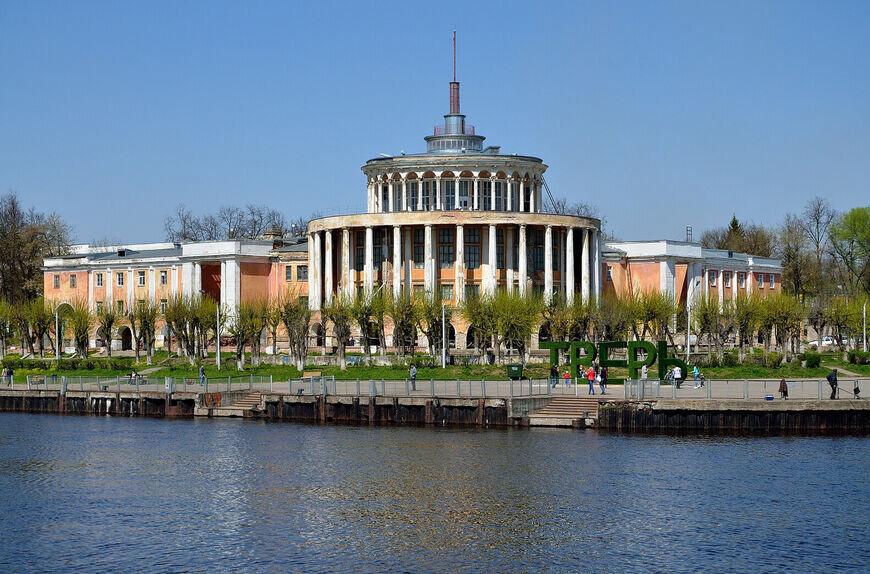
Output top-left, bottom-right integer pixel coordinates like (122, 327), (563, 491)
(199, 365), (205, 386)
(550, 364), (559, 388)
(409, 364), (417, 391)
(641, 364), (648, 380)
(692, 363), (700, 387)
(674, 365), (682, 389)
(778, 378), (788, 400)
(599, 365), (607, 395)
(587, 366), (596, 395)
(827, 368), (838, 399)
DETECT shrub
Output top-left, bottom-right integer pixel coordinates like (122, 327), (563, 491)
(703, 355), (720, 368)
(764, 352), (784, 369)
(848, 350), (870, 365)
(804, 352), (821, 369)
(722, 353), (738, 367)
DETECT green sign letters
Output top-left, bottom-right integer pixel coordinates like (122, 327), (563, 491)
(540, 340), (688, 380)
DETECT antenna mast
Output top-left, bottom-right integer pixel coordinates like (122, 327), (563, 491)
(453, 30), (456, 81)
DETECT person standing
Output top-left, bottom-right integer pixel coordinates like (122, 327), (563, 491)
(778, 378), (789, 400)
(409, 364), (417, 391)
(692, 363), (700, 388)
(674, 364), (682, 389)
(199, 365), (205, 386)
(599, 365), (608, 395)
(641, 364), (648, 380)
(550, 363), (559, 388)
(586, 366), (596, 395)
(827, 368), (838, 399)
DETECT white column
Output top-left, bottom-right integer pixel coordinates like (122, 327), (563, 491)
(192, 263), (201, 297)
(473, 178), (479, 210)
(170, 265), (178, 297)
(704, 267), (710, 295)
(593, 231), (602, 299)
(181, 263), (192, 297)
(148, 267), (156, 303)
(717, 268), (724, 309)
(581, 229), (590, 303)
(402, 178), (408, 211)
(518, 224), (528, 296)
(312, 231), (322, 310)
(364, 227), (374, 295)
(220, 260), (227, 307)
(506, 227), (515, 292)
(732, 269), (737, 299)
(454, 176), (459, 210)
(455, 224), (464, 302)
(519, 182), (525, 212)
(435, 177), (442, 210)
(488, 224), (497, 294)
(566, 227), (575, 304)
(341, 229), (350, 298)
(528, 181), (535, 213)
(490, 177), (496, 211)
(324, 230), (333, 304)
(660, 260), (676, 301)
(747, 267), (753, 295)
(88, 271), (95, 312)
(544, 225), (553, 303)
(393, 226), (402, 298)
(127, 269), (134, 309)
(424, 224), (434, 293)
(225, 260), (241, 313)
(417, 180), (423, 212)
(387, 182), (394, 213)
(106, 268), (114, 305)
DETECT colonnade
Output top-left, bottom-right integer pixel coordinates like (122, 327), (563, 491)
(367, 175), (544, 214)
(308, 224), (601, 310)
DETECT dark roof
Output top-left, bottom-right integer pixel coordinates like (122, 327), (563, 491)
(88, 247), (182, 262)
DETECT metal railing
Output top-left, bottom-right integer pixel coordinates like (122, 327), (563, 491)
(624, 378), (869, 401)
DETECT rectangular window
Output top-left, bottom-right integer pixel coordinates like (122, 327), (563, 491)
(458, 180), (469, 209)
(464, 227), (480, 244)
(511, 182), (519, 212)
(495, 181), (504, 211)
(96, 301), (104, 315)
(606, 266), (613, 281)
(297, 266), (308, 281)
(723, 271), (731, 288)
(465, 284), (479, 300)
(137, 299), (145, 312)
(413, 245), (424, 269)
(138, 271), (146, 286)
(444, 180), (455, 210)
(117, 272), (124, 287)
(438, 228), (454, 269)
(409, 182), (418, 211)
(440, 284), (454, 301)
(422, 181), (431, 210)
(553, 247), (560, 271)
(70, 274), (77, 288)
(286, 266), (293, 281)
(116, 300), (125, 314)
(465, 245), (480, 269)
(738, 272), (745, 288)
(160, 299), (167, 314)
(709, 271), (717, 287)
(356, 230), (365, 247)
(769, 274), (775, 288)
(355, 248), (365, 271)
(160, 270), (168, 285)
(96, 273), (103, 287)
(413, 284), (424, 294)
(533, 246), (545, 271)
(382, 185), (390, 212)
(758, 273), (765, 289)
(53, 274), (60, 289)
(497, 228), (505, 270)
(482, 180), (491, 210)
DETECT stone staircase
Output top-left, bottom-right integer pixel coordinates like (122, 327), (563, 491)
(209, 393), (263, 417)
(529, 397), (603, 427)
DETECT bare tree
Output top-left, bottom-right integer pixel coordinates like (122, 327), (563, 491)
(800, 197), (836, 271)
(164, 203), (294, 242)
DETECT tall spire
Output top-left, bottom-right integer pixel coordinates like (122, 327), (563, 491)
(449, 31), (460, 114)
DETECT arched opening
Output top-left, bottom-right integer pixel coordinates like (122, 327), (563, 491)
(120, 326), (133, 351)
(465, 325), (478, 349)
(447, 323), (456, 349)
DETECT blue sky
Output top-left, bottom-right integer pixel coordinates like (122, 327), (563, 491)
(2, 1), (868, 243)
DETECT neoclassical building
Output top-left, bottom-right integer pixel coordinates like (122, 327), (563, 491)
(306, 75), (602, 310)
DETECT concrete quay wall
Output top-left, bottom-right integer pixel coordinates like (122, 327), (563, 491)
(599, 399), (870, 434)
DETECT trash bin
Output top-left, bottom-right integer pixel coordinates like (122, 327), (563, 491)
(507, 364), (524, 380)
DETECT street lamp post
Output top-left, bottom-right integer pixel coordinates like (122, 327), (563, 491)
(442, 301), (446, 369)
(55, 308), (60, 366)
(864, 302), (867, 353)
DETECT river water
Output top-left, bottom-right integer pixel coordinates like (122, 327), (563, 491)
(0, 414), (866, 573)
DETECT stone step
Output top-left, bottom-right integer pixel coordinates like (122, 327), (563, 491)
(533, 397), (602, 418)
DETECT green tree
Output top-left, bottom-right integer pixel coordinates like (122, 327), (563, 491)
(0, 301), (15, 359)
(135, 299), (160, 365)
(322, 294), (354, 370)
(96, 303), (117, 358)
(592, 293), (631, 342)
(415, 293), (453, 361)
(388, 292), (418, 359)
(27, 297), (56, 359)
(279, 288), (310, 371)
(492, 290), (541, 364)
(68, 300), (93, 359)
(732, 292), (760, 362)
(351, 294), (376, 363)
(830, 206), (870, 298)
(460, 293), (497, 362)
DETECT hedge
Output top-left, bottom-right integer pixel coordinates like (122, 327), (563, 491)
(1, 357), (133, 371)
